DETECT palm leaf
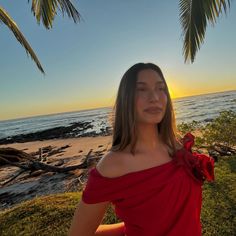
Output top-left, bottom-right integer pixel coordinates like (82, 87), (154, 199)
(0, 7), (45, 74)
(29, 0), (81, 29)
(179, 0), (231, 63)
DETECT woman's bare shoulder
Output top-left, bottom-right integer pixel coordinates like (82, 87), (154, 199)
(96, 150), (130, 178)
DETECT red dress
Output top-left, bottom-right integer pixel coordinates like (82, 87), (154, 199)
(82, 133), (215, 236)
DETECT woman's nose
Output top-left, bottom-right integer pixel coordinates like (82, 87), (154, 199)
(148, 90), (160, 101)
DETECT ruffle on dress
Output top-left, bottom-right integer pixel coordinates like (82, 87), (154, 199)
(174, 132), (215, 184)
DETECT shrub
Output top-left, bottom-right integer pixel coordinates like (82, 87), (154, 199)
(203, 110), (236, 148)
(177, 120), (202, 134)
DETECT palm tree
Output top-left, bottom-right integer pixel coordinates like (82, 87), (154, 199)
(0, 1), (232, 74)
(0, 0), (81, 74)
(179, 0), (231, 63)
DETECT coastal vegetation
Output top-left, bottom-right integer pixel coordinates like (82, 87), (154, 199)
(177, 110), (236, 157)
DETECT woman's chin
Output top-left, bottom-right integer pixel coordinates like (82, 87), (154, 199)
(138, 118), (163, 125)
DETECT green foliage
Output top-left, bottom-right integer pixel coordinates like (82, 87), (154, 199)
(0, 192), (81, 236)
(201, 156), (236, 235)
(102, 204), (122, 224)
(203, 110), (236, 148)
(177, 110), (236, 149)
(177, 120), (202, 134)
(0, 1), (80, 74)
(179, 0), (231, 63)
(194, 136), (206, 148)
(0, 192), (121, 236)
(177, 120), (205, 148)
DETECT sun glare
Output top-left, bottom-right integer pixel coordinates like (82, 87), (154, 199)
(168, 87), (175, 98)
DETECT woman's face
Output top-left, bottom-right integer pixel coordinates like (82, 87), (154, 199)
(135, 69), (168, 125)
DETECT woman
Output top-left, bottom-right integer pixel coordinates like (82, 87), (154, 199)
(68, 63), (214, 236)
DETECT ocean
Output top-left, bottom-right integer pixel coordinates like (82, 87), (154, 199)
(0, 90), (235, 140)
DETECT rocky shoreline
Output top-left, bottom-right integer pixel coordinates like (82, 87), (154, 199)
(0, 121), (112, 145)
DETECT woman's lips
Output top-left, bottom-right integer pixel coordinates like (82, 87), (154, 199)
(144, 107), (163, 114)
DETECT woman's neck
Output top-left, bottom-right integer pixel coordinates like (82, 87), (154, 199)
(135, 123), (162, 152)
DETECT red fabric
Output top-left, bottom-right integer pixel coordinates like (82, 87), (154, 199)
(179, 132), (215, 183)
(82, 133), (215, 236)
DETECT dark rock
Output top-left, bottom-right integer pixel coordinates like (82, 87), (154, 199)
(0, 121), (93, 144)
(204, 118), (214, 123)
(208, 150), (219, 162)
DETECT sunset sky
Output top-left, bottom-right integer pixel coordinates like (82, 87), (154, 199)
(0, 1), (236, 121)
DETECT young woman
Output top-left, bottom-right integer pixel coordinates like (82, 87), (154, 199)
(68, 63), (215, 236)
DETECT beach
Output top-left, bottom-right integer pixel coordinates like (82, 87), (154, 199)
(0, 136), (112, 159)
(0, 136), (112, 210)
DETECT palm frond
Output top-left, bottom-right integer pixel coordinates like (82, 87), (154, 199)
(29, 0), (81, 29)
(0, 7), (45, 74)
(179, 0), (231, 63)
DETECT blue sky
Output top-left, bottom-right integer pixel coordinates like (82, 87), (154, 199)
(0, 0), (236, 120)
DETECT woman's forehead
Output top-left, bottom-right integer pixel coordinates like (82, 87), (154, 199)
(137, 69), (164, 84)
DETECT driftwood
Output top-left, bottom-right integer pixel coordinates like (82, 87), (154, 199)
(206, 143), (236, 162)
(214, 144), (236, 154)
(0, 147), (94, 174)
(0, 148), (33, 165)
(1, 169), (26, 186)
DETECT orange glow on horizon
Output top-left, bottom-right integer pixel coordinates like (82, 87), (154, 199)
(1, 87), (234, 121)
(168, 87), (176, 98)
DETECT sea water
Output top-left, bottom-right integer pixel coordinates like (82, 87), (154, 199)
(0, 90), (235, 139)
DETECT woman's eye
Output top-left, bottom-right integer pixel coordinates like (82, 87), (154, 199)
(137, 88), (146, 91)
(158, 87), (166, 91)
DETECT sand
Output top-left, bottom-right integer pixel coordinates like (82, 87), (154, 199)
(0, 136), (112, 159)
(0, 136), (112, 210)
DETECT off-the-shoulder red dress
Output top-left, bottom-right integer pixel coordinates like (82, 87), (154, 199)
(82, 133), (215, 236)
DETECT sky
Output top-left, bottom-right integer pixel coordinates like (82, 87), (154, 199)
(0, 0), (236, 121)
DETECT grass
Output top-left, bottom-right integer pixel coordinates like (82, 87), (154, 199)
(0, 193), (81, 236)
(0, 156), (235, 236)
(201, 155), (236, 235)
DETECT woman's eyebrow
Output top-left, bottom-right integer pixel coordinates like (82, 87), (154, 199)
(136, 81), (165, 85)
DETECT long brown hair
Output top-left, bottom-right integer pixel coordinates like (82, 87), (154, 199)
(111, 63), (181, 155)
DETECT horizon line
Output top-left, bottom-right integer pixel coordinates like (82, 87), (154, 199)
(1, 89), (235, 122)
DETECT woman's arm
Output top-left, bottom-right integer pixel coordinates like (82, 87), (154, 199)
(68, 199), (109, 236)
(69, 153), (127, 236)
(68, 200), (125, 236)
(95, 222), (125, 236)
